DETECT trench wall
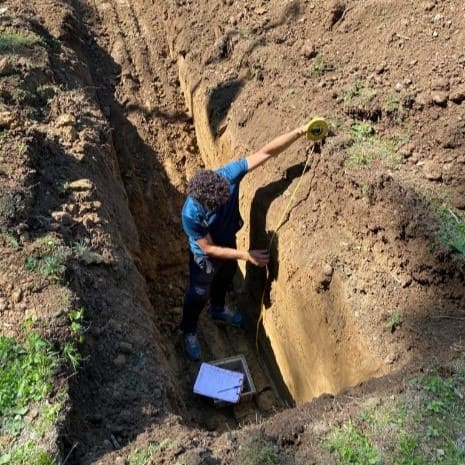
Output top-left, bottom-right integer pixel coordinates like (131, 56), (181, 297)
(175, 56), (384, 403)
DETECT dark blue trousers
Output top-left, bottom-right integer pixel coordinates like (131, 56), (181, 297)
(181, 252), (238, 334)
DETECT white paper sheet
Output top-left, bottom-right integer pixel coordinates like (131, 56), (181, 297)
(193, 362), (245, 403)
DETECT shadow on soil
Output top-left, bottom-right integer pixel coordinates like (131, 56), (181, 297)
(26, 8), (189, 465)
(206, 79), (244, 137)
(240, 161), (312, 406)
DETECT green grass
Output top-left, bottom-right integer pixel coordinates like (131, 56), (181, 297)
(0, 333), (57, 418)
(327, 420), (381, 465)
(0, 324), (80, 464)
(72, 239), (88, 256)
(128, 440), (172, 465)
(17, 141), (27, 155)
(345, 122), (402, 168)
(2, 232), (19, 248)
(1, 442), (55, 465)
(326, 359), (465, 465)
(437, 208), (465, 260)
(240, 436), (278, 465)
(36, 84), (62, 104)
(385, 312), (402, 332)
(0, 332), (58, 452)
(62, 307), (85, 370)
(24, 236), (66, 279)
(385, 93), (401, 114)
(38, 255), (65, 278)
(351, 122), (374, 138)
(0, 31), (41, 53)
(342, 80), (377, 107)
(313, 54), (326, 76)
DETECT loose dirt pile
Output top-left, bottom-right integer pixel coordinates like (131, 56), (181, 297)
(0, 0), (464, 464)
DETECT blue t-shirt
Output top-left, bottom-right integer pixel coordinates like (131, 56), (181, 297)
(182, 158), (249, 256)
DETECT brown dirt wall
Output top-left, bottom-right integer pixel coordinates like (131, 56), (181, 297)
(166, 0), (465, 402)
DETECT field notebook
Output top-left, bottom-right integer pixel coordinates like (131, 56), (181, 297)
(193, 362), (244, 403)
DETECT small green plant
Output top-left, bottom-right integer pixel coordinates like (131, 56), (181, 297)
(11, 88), (29, 105)
(351, 122), (374, 138)
(57, 180), (70, 197)
(385, 312), (402, 332)
(240, 436), (278, 465)
(0, 327), (62, 464)
(327, 363), (465, 465)
(2, 232), (19, 248)
(345, 122), (375, 167)
(0, 31), (41, 53)
(426, 398), (445, 414)
(300, 54), (335, 79)
(38, 235), (59, 251)
(128, 440), (172, 465)
(16, 141), (27, 155)
(62, 342), (81, 371)
(36, 84), (62, 104)
(61, 308), (85, 371)
(342, 80), (377, 106)
(17, 141), (27, 155)
(24, 255), (39, 272)
(38, 255), (65, 278)
(384, 93), (400, 114)
(72, 239), (88, 255)
(1, 441), (56, 465)
(393, 433), (426, 465)
(24, 236), (66, 279)
(438, 208), (465, 260)
(69, 307), (85, 343)
(314, 54), (326, 76)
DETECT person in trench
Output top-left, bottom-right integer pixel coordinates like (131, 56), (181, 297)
(181, 123), (309, 360)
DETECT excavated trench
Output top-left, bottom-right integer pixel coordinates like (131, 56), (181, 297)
(175, 57), (383, 404)
(63, 1), (384, 458)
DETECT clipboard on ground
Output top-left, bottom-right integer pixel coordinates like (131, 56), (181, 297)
(193, 362), (245, 404)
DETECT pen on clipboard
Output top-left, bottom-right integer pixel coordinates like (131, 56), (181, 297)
(217, 384), (242, 393)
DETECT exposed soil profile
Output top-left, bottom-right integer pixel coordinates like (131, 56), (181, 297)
(0, 0), (464, 464)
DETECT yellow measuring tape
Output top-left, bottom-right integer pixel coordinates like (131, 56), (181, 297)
(305, 117), (328, 141)
(254, 117), (327, 351)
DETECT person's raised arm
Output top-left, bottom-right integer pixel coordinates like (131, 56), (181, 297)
(246, 124), (307, 171)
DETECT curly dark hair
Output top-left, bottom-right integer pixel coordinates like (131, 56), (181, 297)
(187, 169), (230, 212)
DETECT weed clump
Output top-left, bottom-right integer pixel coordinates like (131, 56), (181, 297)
(239, 435), (278, 465)
(344, 121), (403, 168)
(438, 208), (465, 260)
(0, 31), (41, 53)
(24, 235), (67, 280)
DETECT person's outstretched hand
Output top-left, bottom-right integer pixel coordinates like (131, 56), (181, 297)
(247, 249), (270, 267)
(297, 124), (307, 137)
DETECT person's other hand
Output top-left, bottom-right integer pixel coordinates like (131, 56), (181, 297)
(247, 250), (270, 267)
